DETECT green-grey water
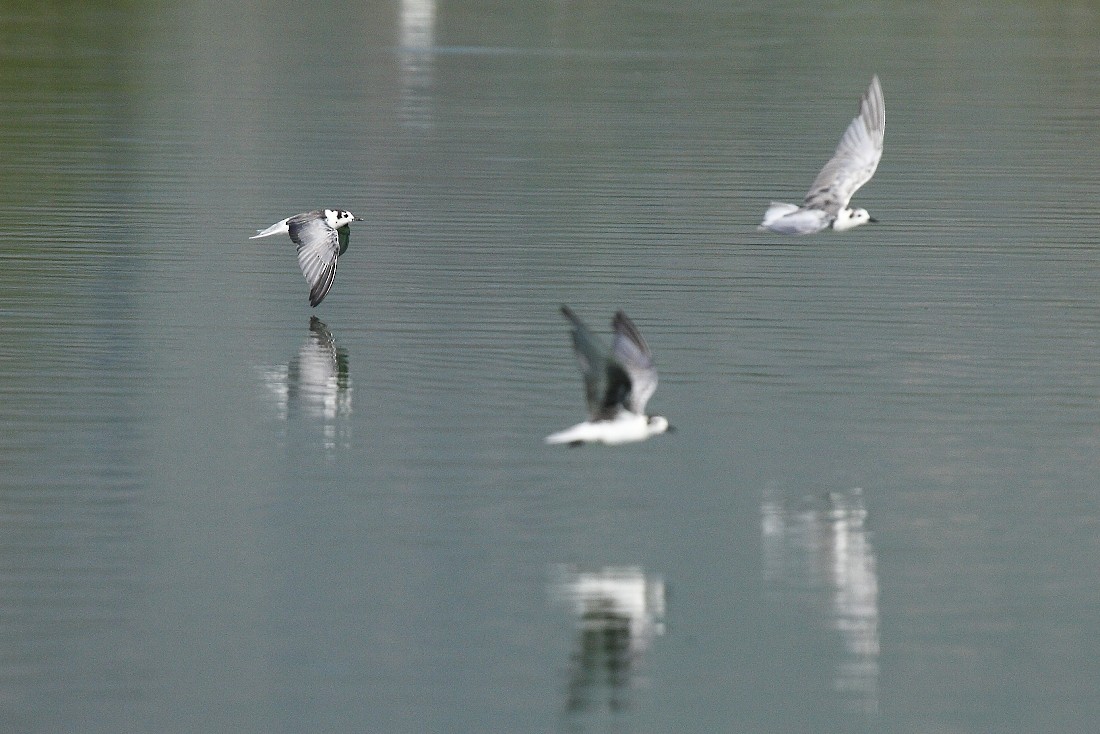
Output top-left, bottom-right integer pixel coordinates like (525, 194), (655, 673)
(3, 2), (1100, 732)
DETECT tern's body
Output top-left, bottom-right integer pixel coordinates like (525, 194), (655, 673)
(250, 209), (362, 306)
(545, 411), (661, 446)
(760, 76), (885, 235)
(545, 306), (670, 446)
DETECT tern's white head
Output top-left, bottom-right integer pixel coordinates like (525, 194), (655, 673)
(646, 415), (670, 437)
(324, 209), (362, 229)
(832, 207), (877, 231)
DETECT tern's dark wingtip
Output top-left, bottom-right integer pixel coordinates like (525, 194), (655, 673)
(612, 309), (643, 337)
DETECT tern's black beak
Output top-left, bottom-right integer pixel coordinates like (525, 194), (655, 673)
(867, 216), (879, 223)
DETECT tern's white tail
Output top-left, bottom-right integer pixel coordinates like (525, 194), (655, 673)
(249, 218), (291, 239)
(760, 202), (799, 229)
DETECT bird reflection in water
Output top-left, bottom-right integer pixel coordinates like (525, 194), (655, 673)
(761, 487), (879, 716)
(258, 317), (352, 453)
(550, 565), (666, 714)
(399, 0), (435, 129)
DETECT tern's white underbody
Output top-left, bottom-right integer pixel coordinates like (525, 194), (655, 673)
(545, 412), (669, 446)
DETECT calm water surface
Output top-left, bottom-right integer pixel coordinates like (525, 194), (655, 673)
(2, 2), (1100, 732)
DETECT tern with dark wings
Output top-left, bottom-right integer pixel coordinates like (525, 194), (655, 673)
(250, 209), (362, 306)
(545, 306), (671, 446)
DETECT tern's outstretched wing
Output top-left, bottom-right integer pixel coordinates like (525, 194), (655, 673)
(610, 311), (658, 414)
(288, 211), (343, 307)
(560, 306), (632, 420)
(802, 75), (884, 215)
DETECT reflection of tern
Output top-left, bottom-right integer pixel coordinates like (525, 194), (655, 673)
(398, 0), (436, 129)
(761, 488), (879, 715)
(760, 76), (884, 235)
(545, 306), (671, 446)
(557, 566), (666, 647)
(259, 317), (348, 409)
(552, 565), (666, 713)
(250, 209), (363, 306)
(288, 317), (350, 414)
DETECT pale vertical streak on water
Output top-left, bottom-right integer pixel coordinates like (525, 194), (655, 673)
(1, 1), (1100, 733)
